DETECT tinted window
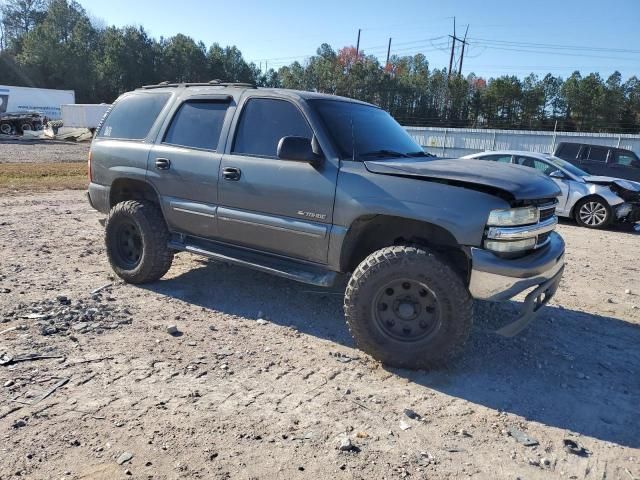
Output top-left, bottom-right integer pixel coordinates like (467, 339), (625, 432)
(233, 98), (312, 157)
(99, 93), (170, 140)
(310, 99), (423, 160)
(546, 155), (589, 177)
(515, 156), (555, 175)
(480, 154), (512, 163)
(613, 150), (639, 167)
(163, 101), (228, 150)
(587, 146), (608, 162)
(557, 143), (580, 159)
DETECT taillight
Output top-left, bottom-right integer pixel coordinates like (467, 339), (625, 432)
(88, 151), (92, 182)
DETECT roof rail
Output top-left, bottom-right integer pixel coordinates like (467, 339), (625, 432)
(140, 80), (257, 90)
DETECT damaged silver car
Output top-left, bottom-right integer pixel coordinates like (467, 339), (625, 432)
(463, 150), (640, 229)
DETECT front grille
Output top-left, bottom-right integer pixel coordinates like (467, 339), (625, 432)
(536, 231), (551, 247)
(539, 206), (556, 222)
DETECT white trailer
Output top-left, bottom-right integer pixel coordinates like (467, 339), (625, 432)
(0, 85), (75, 120)
(61, 104), (111, 129)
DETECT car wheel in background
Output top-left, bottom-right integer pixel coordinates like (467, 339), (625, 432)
(574, 197), (611, 229)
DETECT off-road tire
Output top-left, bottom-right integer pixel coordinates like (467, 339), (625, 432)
(344, 245), (473, 369)
(0, 122), (12, 135)
(574, 196), (612, 229)
(105, 200), (173, 284)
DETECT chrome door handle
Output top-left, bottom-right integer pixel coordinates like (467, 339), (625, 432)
(223, 167), (241, 181)
(155, 158), (171, 170)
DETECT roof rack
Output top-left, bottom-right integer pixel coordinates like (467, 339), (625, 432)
(140, 80), (257, 90)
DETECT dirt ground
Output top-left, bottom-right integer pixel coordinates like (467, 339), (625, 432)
(0, 143), (639, 479)
(0, 138), (90, 164)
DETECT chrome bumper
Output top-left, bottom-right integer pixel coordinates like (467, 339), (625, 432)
(468, 232), (565, 336)
(469, 232), (565, 301)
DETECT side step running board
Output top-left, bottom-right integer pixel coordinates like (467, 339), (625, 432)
(168, 237), (338, 287)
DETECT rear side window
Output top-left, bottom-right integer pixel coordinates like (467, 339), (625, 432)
(586, 146), (608, 162)
(480, 154), (512, 163)
(163, 101), (229, 151)
(232, 98), (312, 157)
(99, 93), (170, 140)
(557, 143), (580, 159)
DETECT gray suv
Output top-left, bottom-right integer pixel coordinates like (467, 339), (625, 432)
(88, 82), (565, 369)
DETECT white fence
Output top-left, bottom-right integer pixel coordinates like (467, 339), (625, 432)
(404, 126), (640, 158)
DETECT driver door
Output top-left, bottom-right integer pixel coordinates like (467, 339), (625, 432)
(217, 96), (339, 264)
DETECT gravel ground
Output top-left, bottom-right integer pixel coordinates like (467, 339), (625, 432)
(0, 190), (639, 480)
(0, 138), (89, 164)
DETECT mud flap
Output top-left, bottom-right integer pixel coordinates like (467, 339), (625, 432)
(496, 267), (564, 337)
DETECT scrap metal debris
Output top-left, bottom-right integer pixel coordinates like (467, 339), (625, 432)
(507, 427), (539, 446)
(563, 439), (590, 457)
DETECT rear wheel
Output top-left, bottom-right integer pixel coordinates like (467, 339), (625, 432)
(574, 197), (611, 229)
(20, 123), (32, 133)
(105, 200), (174, 283)
(0, 122), (12, 135)
(344, 245), (473, 369)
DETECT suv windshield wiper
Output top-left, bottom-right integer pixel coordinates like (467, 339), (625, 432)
(359, 149), (410, 159)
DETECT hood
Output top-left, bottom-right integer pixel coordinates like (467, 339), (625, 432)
(583, 175), (640, 191)
(364, 158), (561, 201)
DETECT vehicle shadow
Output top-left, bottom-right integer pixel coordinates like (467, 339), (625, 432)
(143, 259), (640, 448)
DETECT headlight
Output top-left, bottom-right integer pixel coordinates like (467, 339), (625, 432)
(485, 238), (537, 253)
(487, 206), (538, 226)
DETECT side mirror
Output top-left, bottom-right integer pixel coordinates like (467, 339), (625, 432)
(549, 170), (566, 179)
(277, 136), (323, 165)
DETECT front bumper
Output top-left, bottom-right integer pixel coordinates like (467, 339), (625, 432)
(469, 231), (565, 336)
(615, 202), (640, 223)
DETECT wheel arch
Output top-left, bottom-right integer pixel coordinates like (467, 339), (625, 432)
(109, 177), (161, 209)
(339, 214), (469, 279)
(570, 194), (611, 218)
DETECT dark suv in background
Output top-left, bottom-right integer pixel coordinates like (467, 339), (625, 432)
(554, 142), (640, 181)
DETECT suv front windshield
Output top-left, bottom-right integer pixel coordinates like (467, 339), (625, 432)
(545, 155), (590, 177)
(309, 99), (426, 160)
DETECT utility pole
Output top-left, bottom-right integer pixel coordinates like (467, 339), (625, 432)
(356, 29), (361, 55)
(458, 25), (469, 76)
(386, 37), (392, 67)
(447, 17), (456, 80)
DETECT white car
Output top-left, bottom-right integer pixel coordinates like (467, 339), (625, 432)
(462, 150), (640, 229)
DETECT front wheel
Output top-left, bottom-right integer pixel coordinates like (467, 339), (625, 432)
(574, 197), (611, 229)
(344, 246), (473, 369)
(105, 200), (174, 284)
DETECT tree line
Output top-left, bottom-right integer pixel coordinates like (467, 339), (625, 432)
(1, 0), (639, 133)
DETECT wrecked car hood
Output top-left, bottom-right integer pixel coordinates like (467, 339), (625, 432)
(582, 176), (640, 191)
(364, 158), (561, 201)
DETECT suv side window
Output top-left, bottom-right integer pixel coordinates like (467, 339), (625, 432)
(163, 100), (228, 151)
(557, 143), (580, 159)
(586, 146), (608, 162)
(480, 154), (512, 163)
(613, 150), (638, 167)
(99, 93), (170, 140)
(232, 98), (312, 157)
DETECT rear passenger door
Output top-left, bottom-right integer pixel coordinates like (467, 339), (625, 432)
(217, 96), (338, 264)
(147, 96), (232, 239)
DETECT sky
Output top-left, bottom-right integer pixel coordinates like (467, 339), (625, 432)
(78, 0), (640, 80)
